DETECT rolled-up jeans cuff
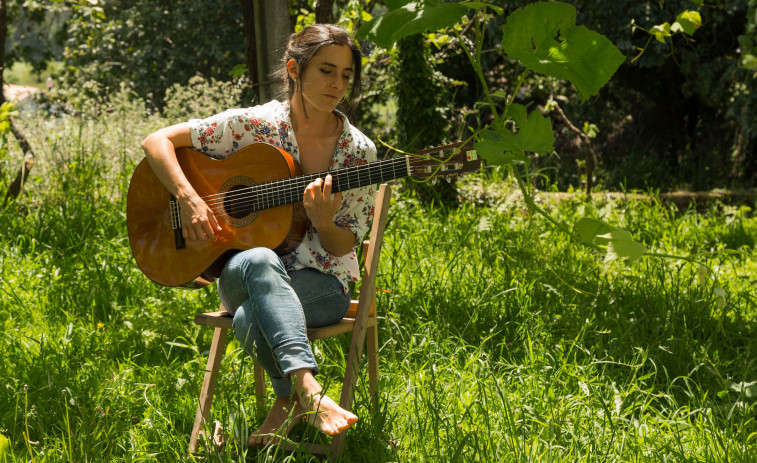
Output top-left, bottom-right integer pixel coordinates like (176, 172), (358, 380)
(273, 339), (319, 389)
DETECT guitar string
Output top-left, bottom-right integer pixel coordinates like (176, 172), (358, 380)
(168, 148), (468, 225)
(210, 159), (456, 215)
(205, 162), (413, 217)
(169, 161), (453, 224)
(200, 157), (409, 206)
(211, 164), (454, 219)
(200, 157), (411, 210)
(201, 154), (458, 212)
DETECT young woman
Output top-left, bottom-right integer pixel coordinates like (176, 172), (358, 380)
(140, 24), (376, 446)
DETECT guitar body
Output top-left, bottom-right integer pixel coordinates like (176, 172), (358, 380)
(127, 143), (307, 288)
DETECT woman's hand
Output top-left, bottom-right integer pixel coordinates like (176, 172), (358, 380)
(178, 193), (222, 241)
(303, 174), (355, 256)
(303, 174), (342, 229)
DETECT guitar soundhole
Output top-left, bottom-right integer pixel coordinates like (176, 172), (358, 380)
(218, 176), (259, 227)
(224, 185), (254, 219)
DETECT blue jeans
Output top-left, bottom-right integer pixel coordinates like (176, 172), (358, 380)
(217, 247), (351, 397)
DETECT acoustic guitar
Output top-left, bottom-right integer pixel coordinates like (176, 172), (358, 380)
(127, 142), (480, 288)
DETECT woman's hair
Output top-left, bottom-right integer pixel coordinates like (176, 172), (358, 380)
(279, 24), (364, 110)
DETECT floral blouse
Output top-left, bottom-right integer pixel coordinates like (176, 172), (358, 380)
(188, 100), (377, 293)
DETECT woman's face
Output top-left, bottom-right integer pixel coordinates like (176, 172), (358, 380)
(291, 44), (354, 115)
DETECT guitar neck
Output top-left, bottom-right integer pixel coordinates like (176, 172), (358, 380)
(250, 156), (410, 211)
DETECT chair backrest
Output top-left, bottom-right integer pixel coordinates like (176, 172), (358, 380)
(350, 183), (391, 321)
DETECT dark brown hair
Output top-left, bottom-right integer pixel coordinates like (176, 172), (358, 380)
(279, 24), (364, 111)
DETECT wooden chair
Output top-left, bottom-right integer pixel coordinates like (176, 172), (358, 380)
(188, 183), (392, 458)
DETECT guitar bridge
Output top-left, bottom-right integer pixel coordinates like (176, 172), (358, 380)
(170, 195), (186, 250)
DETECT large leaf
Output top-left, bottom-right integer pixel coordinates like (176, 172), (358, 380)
(574, 217), (646, 263)
(501, 2), (625, 101)
(598, 229), (647, 263)
(474, 129), (529, 166)
(474, 109), (554, 166)
(573, 217), (614, 245)
(355, 2), (469, 48)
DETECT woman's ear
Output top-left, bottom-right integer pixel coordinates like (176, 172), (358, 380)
(286, 59), (299, 82)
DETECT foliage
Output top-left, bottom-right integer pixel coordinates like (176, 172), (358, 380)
(394, 32), (459, 203)
(4, 0), (68, 73)
(568, 0), (757, 190)
(162, 74), (247, 124)
(1, 105), (757, 460)
(61, 0), (247, 111)
(359, 2), (649, 263)
(0, 102), (17, 188)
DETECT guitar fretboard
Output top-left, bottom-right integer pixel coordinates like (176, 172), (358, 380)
(247, 156), (409, 211)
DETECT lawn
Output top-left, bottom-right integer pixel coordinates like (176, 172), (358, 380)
(1, 102), (756, 462)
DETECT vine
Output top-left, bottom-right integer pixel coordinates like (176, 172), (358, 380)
(357, 0), (714, 269)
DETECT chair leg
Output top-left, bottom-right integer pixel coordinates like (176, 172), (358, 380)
(253, 360), (267, 416)
(367, 323), (380, 408)
(189, 327), (228, 453)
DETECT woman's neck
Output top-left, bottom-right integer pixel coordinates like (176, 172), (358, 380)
(290, 96), (340, 138)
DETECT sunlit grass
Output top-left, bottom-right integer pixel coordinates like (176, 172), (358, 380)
(0, 103), (756, 461)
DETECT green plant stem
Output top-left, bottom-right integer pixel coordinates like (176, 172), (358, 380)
(454, 15), (500, 124)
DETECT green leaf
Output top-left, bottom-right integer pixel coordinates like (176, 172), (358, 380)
(674, 11), (701, 35)
(474, 109), (553, 166)
(519, 109), (554, 156)
(229, 64), (247, 79)
(651, 22), (672, 43)
(507, 103), (528, 127)
(729, 381), (757, 399)
(355, 2), (469, 48)
(474, 129), (529, 166)
(463, 2), (504, 14)
(598, 229), (647, 262)
(573, 217), (614, 245)
(501, 2), (625, 101)
(743, 53), (757, 71)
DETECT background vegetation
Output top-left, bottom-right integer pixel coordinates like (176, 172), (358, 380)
(1, 0), (757, 461)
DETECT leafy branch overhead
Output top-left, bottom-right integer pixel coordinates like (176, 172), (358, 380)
(358, 1), (658, 266)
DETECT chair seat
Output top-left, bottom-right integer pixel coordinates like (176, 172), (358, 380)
(193, 300), (376, 341)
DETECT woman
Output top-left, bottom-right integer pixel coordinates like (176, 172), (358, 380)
(141, 24), (376, 446)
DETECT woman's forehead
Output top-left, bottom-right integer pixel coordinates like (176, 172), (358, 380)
(311, 45), (353, 70)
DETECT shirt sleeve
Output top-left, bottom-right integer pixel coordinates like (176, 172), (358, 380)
(189, 106), (276, 158)
(333, 136), (378, 245)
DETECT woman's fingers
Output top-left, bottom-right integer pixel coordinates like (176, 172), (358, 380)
(180, 196), (221, 241)
(303, 175), (341, 226)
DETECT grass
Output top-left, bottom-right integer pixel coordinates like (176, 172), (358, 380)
(0, 97), (756, 462)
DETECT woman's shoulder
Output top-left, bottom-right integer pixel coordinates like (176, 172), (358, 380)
(193, 100), (285, 124)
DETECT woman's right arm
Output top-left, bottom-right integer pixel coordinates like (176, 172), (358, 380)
(141, 123), (221, 241)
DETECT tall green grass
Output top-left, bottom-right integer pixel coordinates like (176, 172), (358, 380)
(0, 101), (756, 461)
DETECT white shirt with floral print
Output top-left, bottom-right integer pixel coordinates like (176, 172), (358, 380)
(188, 100), (377, 293)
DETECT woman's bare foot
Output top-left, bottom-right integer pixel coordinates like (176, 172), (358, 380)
(300, 391), (358, 436)
(248, 396), (302, 447)
(291, 368), (358, 436)
(212, 420), (228, 449)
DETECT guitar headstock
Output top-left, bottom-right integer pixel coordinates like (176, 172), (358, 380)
(408, 141), (482, 179)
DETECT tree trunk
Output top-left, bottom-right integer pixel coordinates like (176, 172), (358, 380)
(315, 0), (335, 24)
(1, 0), (37, 205)
(238, 0), (259, 103)
(0, 0), (7, 104)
